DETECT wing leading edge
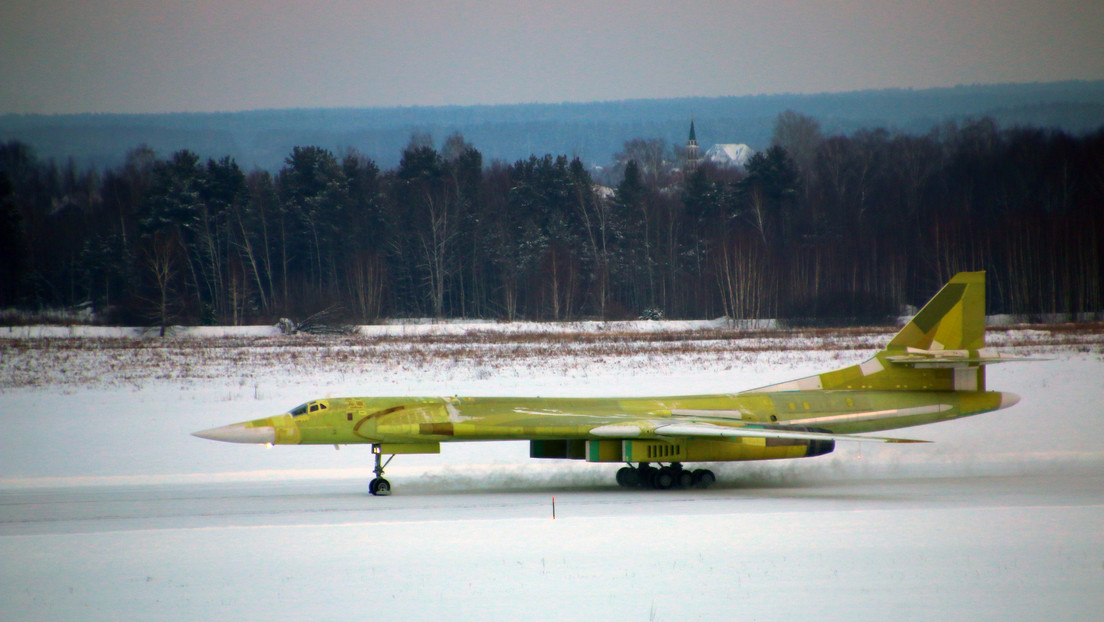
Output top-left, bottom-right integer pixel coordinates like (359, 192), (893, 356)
(587, 409), (936, 444)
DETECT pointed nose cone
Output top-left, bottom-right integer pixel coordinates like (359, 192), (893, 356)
(999, 392), (1021, 410)
(192, 423), (276, 444)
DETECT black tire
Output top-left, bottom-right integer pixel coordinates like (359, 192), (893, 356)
(375, 478), (391, 496)
(616, 466), (633, 487)
(653, 467), (675, 490)
(692, 469), (716, 489)
(676, 469), (694, 489)
(369, 477), (392, 496)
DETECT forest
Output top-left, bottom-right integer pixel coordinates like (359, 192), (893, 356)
(1, 112), (1102, 326)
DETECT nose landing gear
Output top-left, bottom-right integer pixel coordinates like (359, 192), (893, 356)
(615, 462), (715, 490)
(369, 446), (393, 496)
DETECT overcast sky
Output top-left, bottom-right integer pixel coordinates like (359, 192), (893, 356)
(2, 0), (1103, 115)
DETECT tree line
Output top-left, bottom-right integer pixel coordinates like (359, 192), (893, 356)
(1, 113), (1101, 326)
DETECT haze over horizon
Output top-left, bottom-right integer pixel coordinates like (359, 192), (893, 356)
(3, 0), (1103, 115)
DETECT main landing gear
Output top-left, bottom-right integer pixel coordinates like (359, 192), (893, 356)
(615, 462), (715, 490)
(369, 447), (393, 496)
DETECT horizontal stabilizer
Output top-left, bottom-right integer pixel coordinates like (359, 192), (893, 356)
(886, 347), (1048, 368)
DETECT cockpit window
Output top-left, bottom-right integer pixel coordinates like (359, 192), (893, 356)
(291, 402), (327, 417)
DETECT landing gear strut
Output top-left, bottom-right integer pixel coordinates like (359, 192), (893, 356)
(615, 462), (715, 490)
(369, 446), (393, 496)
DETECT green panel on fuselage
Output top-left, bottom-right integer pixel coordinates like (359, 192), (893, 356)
(586, 440), (623, 462)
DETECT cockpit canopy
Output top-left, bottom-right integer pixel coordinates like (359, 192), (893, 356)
(290, 401), (328, 417)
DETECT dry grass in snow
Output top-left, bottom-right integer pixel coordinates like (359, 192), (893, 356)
(3, 322), (1101, 391)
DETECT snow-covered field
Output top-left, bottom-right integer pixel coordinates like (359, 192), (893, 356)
(2, 323), (1102, 621)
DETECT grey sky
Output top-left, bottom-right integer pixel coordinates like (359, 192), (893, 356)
(2, 0), (1103, 114)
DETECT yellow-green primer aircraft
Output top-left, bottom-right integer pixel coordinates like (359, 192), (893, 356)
(194, 272), (1026, 495)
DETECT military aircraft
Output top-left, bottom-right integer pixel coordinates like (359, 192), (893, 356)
(194, 271), (1026, 495)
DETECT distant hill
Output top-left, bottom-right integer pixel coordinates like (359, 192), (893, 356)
(3, 81), (1103, 173)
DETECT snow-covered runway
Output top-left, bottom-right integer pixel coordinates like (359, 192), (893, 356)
(3, 468), (1102, 621)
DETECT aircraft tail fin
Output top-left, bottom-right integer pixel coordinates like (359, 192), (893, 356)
(887, 271), (985, 351)
(744, 271), (990, 394)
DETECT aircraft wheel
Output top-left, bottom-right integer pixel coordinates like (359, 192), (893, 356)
(692, 469), (716, 489)
(652, 467), (675, 490)
(676, 469), (694, 489)
(369, 477), (392, 496)
(616, 466), (636, 488)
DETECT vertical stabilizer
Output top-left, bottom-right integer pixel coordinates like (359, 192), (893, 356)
(744, 271), (989, 393)
(887, 271), (985, 351)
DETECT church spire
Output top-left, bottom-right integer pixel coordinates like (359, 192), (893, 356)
(686, 119), (701, 171)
